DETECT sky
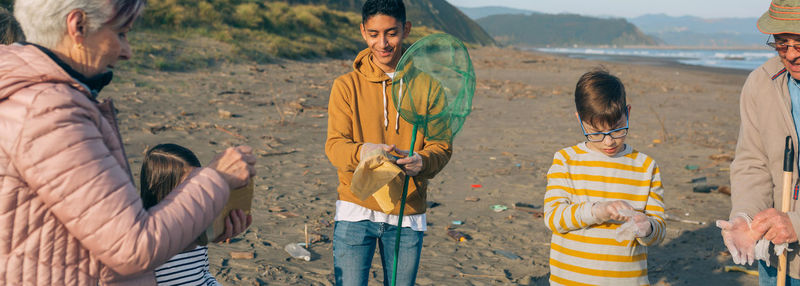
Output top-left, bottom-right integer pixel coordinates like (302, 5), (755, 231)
(445, 0), (768, 19)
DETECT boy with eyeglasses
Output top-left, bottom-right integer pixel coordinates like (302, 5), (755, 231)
(543, 69), (666, 285)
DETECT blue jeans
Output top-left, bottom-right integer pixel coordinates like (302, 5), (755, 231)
(333, 220), (424, 286)
(759, 260), (800, 285)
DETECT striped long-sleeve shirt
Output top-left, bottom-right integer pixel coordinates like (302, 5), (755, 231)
(544, 143), (666, 286)
(154, 246), (221, 286)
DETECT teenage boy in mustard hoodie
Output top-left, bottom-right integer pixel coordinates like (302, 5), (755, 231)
(324, 0), (452, 285)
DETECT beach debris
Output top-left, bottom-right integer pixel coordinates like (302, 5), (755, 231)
(493, 249), (522, 260)
(723, 265), (758, 276)
(652, 139), (662, 144)
(491, 205), (508, 212)
(457, 272), (506, 279)
(256, 149), (298, 157)
(451, 220), (464, 225)
(709, 153), (734, 162)
(514, 202), (540, 209)
(690, 177), (707, 184)
(718, 186), (731, 196)
(513, 203), (544, 217)
(471, 184), (482, 188)
(284, 243), (311, 261)
(465, 196), (480, 202)
(218, 109), (232, 119)
(489, 157), (496, 160)
(447, 230), (469, 242)
(685, 165), (700, 171)
(319, 219), (332, 228)
(230, 251), (254, 260)
(269, 206), (286, 212)
(693, 185), (718, 193)
(275, 211), (299, 219)
(304, 224), (309, 250)
(664, 214), (706, 225)
(215, 124), (246, 140)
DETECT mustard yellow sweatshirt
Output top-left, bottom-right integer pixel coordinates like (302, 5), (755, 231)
(325, 48), (452, 215)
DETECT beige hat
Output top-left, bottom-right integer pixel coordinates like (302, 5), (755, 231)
(758, 0), (800, 34)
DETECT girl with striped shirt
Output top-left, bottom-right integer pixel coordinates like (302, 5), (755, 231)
(544, 70), (666, 285)
(140, 144), (250, 286)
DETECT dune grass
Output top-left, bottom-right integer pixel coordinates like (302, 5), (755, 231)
(128, 0), (439, 71)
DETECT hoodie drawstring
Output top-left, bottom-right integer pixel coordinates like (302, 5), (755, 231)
(395, 78), (403, 131)
(382, 80), (389, 128)
(382, 78), (404, 132)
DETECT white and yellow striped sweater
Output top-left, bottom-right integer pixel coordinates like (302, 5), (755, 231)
(544, 143), (666, 286)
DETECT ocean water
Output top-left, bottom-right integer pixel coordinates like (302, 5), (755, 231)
(534, 47), (776, 71)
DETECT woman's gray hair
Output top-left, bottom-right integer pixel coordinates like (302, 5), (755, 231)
(14, 0), (145, 48)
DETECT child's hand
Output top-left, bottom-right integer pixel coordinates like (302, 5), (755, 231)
(591, 200), (634, 222)
(360, 143), (396, 161)
(394, 149), (423, 176)
(214, 209), (253, 243)
(614, 209), (653, 242)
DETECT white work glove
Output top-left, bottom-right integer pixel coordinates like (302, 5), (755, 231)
(615, 209), (653, 242)
(754, 239), (793, 267)
(360, 143), (396, 161)
(716, 214), (760, 265)
(591, 200), (634, 222)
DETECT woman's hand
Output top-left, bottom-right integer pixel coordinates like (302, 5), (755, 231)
(208, 146), (256, 189)
(213, 209), (253, 243)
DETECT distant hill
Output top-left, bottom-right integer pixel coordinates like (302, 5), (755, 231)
(477, 13), (659, 47)
(628, 14), (762, 47)
(457, 6), (538, 20)
(288, 0), (495, 45)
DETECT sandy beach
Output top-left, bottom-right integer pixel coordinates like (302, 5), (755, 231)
(104, 45), (754, 285)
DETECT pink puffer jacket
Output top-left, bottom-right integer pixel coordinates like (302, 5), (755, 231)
(0, 44), (230, 285)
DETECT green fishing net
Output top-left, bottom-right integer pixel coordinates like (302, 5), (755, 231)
(390, 33), (475, 143)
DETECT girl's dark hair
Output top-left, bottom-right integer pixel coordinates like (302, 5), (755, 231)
(362, 0), (406, 24)
(574, 68), (627, 128)
(0, 7), (24, 44)
(140, 143), (201, 210)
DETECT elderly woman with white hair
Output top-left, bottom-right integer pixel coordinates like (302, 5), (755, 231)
(0, 0), (257, 285)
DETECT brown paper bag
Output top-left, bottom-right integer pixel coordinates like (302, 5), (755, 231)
(204, 180), (254, 241)
(350, 150), (405, 214)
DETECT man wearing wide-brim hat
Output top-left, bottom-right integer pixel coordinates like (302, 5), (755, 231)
(722, 0), (800, 284)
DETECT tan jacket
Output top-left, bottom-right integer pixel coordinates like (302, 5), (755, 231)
(325, 48), (452, 215)
(0, 44), (230, 285)
(731, 56), (800, 276)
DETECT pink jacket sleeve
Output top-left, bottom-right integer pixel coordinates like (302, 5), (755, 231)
(11, 88), (230, 277)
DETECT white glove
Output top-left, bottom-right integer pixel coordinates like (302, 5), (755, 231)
(716, 214), (760, 265)
(592, 200), (634, 222)
(615, 209), (652, 242)
(754, 239), (793, 267)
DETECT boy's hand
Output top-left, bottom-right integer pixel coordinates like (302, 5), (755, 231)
(618, 209), (653, 237)
(395, 148), (423, 176)
(360, 143), (396, 161)
(592, 200), (634, 222)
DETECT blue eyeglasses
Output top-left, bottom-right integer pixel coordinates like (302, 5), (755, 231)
(578, 112), (629, 142)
